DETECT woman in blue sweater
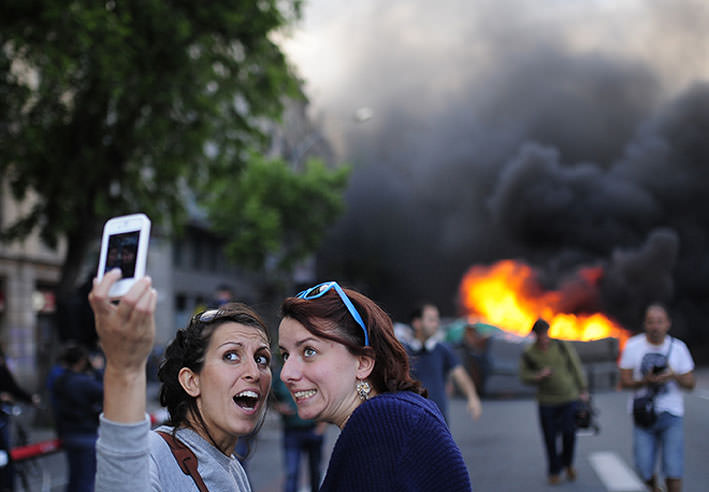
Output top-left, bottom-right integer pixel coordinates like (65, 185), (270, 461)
(278, 281), (472, 491)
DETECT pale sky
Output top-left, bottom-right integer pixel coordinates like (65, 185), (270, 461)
(282, 0), (709, 150)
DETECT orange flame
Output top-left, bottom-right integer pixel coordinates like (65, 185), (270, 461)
(459, 259), (630, 346)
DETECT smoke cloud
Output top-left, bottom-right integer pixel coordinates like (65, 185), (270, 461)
(286, 1), (709, 344)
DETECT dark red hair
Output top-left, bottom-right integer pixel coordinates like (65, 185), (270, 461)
(280, 286), (426, 397)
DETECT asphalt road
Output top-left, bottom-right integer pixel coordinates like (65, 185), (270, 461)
(17, 368), (709, 492)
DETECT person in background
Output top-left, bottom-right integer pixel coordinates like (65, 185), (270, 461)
(619, 303), (695, 492)
(210, 284), (234, 309)
(0, 345), (40, 492)
(519, 318), (588, 485)
(272, 372), (326, 492)
(405, 303), (482, 423)
(460, 324), (491, 397)
(52, 344), (104, 492)
(46, 347), (70, 420)
(278, 281), (472, 491)
(89, 270), (272, 491)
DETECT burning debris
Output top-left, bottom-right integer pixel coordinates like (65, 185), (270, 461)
(458, 259), (630, 346)
(453, 260), (626, 395)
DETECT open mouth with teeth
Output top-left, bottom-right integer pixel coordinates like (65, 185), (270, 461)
(233, 390), (260, 411)
(293, 389), (317, 402)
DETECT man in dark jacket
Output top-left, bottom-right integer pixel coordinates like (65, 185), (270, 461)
(52, 344), (103, 492)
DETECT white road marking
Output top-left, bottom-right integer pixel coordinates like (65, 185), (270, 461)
(589, 451), (645, 492)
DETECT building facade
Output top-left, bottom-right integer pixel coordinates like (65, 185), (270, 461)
(0, 181), (65, 387)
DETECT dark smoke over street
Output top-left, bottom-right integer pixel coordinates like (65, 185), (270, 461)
(288, 1), (709, 352)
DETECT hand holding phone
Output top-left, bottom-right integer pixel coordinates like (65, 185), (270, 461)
(96, 213), (151, 297)
(652, 364), (668, 375)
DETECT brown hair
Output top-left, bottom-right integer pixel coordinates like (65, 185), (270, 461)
(281, 286), (426, 397)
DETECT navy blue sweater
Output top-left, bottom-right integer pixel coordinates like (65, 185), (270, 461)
(320, 391), (472, 491)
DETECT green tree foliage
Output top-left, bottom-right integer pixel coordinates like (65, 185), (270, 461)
(206, 154), (351, 272)
(0, 0), (333, 300)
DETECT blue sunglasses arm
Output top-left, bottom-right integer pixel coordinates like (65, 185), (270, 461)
(332, 284), (369, 346)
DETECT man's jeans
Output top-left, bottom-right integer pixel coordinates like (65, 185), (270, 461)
(62, 434), (98, 492)
(538, 401), (577, 476)
(283, 426), (324, 492)
(633, 411), (683, 481)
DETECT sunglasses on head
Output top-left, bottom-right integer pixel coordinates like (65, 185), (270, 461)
(295, 281), (370, 346)
(191, 308), (222, 325)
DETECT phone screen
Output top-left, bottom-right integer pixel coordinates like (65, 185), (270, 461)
(104, 231), (140, 278)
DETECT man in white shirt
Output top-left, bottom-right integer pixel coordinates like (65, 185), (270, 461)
(619, 303), (695, 492)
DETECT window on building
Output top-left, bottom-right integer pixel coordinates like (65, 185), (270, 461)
(175, 293), (187, 311)
(191, 235), (202, 270)
(173, 239), (183, 268)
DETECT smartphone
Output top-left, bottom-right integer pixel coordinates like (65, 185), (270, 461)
(652, 364), (668, 374)
(96, 213), (151, 297)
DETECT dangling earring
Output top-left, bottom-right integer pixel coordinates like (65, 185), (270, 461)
(356, 379), (371, 401)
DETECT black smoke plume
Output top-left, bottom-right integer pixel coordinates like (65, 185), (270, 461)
(309, 1), (709, 352)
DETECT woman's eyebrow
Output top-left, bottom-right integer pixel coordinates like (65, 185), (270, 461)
(278, 337), (320, 351)
(217, 341), (244, 349)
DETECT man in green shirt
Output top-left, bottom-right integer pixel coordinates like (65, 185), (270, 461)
(519, 318), (588, 485)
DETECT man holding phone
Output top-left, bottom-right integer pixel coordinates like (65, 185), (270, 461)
(519, 318), (588, 485)
(619, 303), (695, 492)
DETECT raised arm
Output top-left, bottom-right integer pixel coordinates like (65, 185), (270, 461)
(88, 269), (157, 423)
(90, 271), (158, 492)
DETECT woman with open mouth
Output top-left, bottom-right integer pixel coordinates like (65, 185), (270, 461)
(278, 281), (473, 491)
(89, 269), (271, 491)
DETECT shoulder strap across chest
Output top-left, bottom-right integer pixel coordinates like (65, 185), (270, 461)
(156, 430), (209, 492)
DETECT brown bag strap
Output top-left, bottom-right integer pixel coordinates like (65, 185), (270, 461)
(156, 430), (209, 492)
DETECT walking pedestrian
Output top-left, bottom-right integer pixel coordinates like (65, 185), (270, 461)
(519, 318), (588, 485)
(89, 270), (271, 491)
(52, 344), (103, 492)
(619, 303), (695, 492)
(278, 281), (472, 491)
(405, 303), (482, 423)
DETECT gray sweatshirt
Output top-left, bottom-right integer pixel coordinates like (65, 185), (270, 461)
(95, 414), (252, 492)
